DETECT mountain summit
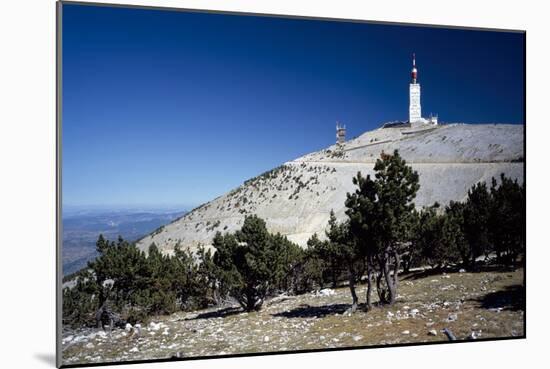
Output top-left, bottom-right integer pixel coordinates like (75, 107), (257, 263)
(136, 123), (523, 254)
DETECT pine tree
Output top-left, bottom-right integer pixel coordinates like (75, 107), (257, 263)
(213, 215), (279, 311)
(462, 182), (492, 268)
(489, 174), (525, 265)
(302, 234), (328, 290)
(444, 201), (469, 267)
(345, 150), (419, 308)
(411, 204), (461, 269)
(325, 210), (361, 311)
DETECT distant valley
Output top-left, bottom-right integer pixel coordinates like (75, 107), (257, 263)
(62, 209), (186, 275)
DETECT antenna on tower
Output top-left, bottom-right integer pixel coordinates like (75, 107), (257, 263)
(411, 52), (418, 84)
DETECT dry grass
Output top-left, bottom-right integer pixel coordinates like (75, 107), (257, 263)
(62, 268), (524, 366)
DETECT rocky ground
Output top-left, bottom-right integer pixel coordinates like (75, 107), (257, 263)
(62, 268), (524, 366)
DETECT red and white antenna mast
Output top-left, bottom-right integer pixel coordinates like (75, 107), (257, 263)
(411, 53), (418, 84)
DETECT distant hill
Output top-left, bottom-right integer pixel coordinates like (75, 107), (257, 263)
(136, 123), (524, 255)
(62, 210), (186, 275)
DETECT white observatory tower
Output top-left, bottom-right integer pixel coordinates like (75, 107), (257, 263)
(409, 53), (422, 124)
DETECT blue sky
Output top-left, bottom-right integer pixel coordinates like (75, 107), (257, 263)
(62, 4), (525, 210)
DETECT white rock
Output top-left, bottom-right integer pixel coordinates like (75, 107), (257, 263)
(102, 279), (114, 289)
(448, 313), (458, 321)
(459, 269), (466, 273)
(468, 331), (480, 339)
(264, 336), (270, 342)
(402, 330), (410, 335)
(125, 323), (133, 332)
(85, 342), (94, 349)
(62, 335), (74, 344)
(387, 311), (394, 318)
(129, 347), (139, 353)
(149, 322), (161, 331)
(352, 335), (362, 341)
(318, 288), (335, 296)
(428, 329), (438, 336)
(410, 308), (420, 315)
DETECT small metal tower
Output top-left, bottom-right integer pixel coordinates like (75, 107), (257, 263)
(336, 122), (346, 144)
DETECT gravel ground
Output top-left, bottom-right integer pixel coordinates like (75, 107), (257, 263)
(62, 268), (525, 366)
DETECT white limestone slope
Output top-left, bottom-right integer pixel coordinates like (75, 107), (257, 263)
(136, 123), (524, 254)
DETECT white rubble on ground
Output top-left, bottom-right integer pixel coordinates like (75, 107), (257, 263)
(149, 322), (163, 331)
(315, 288), (336, 297)
(468, 331), (482, 339)
(135, 123), (523, 255)
(447, 313), (458, 322)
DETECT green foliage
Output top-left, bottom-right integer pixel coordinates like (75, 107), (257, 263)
(62, 269), (100, 327)
(409, 204), (461, 269)
(462, 182), (492, 266)
(212, 215), (302, 311)
(300, 230), (351, 292)
(62, 164), (524, 327)
(370, 150), (420, 247)
(408, 174), (524, 270)
(443, 201), (470, 266)
(269, 233), (305, 293)
(63, 235), (215, 328)
(489, 174), (525, 265)
(343, 150), (420, 307)
(301, 235), (327, 289)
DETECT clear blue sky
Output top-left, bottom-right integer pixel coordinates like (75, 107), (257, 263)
(62, 3), (525, 209)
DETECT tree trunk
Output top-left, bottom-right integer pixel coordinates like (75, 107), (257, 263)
(331, 261), (337, 288)
(392, 249), (400, 289)
(365, 261), (373, 310)
(246, 292), (257, 312)
(236, 294), (248, 311)
(348, 268), (358, 313)
(383, 250), (396, 305)
(376, 267), (386, 304)
(254, 298), (264, 311)
(403, 257), (411, 274)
